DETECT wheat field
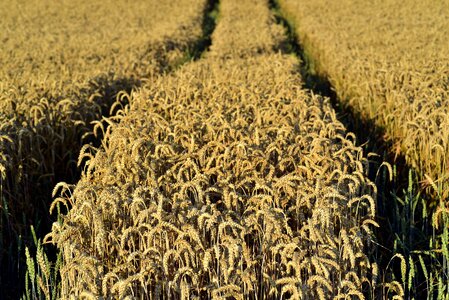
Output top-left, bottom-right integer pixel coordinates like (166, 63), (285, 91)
(1, 0), (447, 299)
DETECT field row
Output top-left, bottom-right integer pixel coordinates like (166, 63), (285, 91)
(279, 0), (449, 201)
(278, 0), (449, 297)
(0, 0), (209, 297)
(47, 0), (385, 298)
